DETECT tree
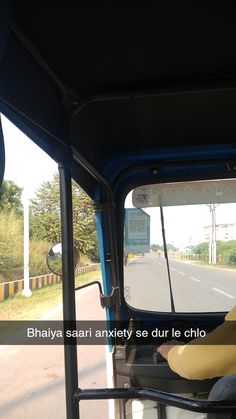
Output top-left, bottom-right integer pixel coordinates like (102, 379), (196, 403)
(151, 243), (178, 253)
(165, 243), (178, 252)
(151, 244), (162, 252)
(217, 240), (236, 264)
(192, 242), (209, 256)
(0, 210), (23, 280)
(0, 180), (23, 214)
(30, 174), (99, 262)
(30, 175), (61, 243)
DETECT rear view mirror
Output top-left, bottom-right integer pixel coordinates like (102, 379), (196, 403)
(47, 243), (80, 276)
(132, 179), (236, 208)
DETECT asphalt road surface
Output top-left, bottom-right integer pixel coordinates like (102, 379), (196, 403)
(1, 257), (236, 418)
(124, 255), (236, 312)
(0, 285), (109, 419)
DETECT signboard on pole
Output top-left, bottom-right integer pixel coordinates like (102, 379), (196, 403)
(125, 208), (150, 254)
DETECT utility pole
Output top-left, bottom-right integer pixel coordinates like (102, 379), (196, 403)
(207, 204), (218, 264)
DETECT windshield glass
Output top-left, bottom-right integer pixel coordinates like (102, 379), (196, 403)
(124, 180), (236, 313)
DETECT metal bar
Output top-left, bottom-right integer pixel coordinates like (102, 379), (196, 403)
(9, 21), (236, 116)
(9, 22), (236, 121)
(106, 200), (121, 316)
(157, 403), (167, 419)
(11, 23), (78, 107)
(160, 207), (175, 313)
(119, 399), (126, 419)
(59, 161), (79, 419)
(73, 150), (121, 318)
(75, 280), (103, 294)
(74, 388), (236, 414)
(112, 159), (236, 191)
(0, 115), (5, 185)
(72, 78), (236, 116)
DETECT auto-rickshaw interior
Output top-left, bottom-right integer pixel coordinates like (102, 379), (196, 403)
(1, 2), (236, 418)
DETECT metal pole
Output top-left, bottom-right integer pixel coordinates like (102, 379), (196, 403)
(22, 187), (32, 297)
(208, 204), (217, 264)
(209, 237), (212, 264)
(212, 205), (217, 264)
(59, 162), (79, 419)
(211, 208), (214, 264)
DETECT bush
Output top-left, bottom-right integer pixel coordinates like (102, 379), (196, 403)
(228, 254), (236, 265)
(0, 210), (52, 281)
(0, 210), (23, 281)
(29, 240), (51, 276)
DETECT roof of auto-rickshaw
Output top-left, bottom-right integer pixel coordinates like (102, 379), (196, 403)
(1, 2), (236, 198)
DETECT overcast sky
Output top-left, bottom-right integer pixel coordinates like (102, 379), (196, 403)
(2, 115), (57, 198)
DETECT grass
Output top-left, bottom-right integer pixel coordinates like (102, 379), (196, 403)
(0, 269), (101, 321)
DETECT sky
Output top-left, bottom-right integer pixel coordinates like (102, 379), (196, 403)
(2, 115), (58, 198)
(125, 190), (236, 249)
(2, 114), (236, 250)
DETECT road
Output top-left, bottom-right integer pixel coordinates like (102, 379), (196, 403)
(124, 255), (236, 312)
(1, 257), (236, 418)
(0, 285), (109, 419)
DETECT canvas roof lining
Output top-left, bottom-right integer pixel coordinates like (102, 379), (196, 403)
(10, 3), (236, 90)
(1, 3), (236, 198)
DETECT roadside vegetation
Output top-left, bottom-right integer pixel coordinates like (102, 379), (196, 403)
(0, 176), (99, 283)
(0, 269), (101, 320)
(151, 243), (178, 253)
(151, 242), (236, 270)
(179, 241), (236, 269)
(191, 241), (236, 265)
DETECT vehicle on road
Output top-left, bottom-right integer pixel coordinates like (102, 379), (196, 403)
(1, 2), (236, 418)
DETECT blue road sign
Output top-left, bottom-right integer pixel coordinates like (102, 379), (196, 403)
(125, 208), (150, 253)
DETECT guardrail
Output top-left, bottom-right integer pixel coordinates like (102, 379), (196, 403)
(0, 263), (101, 302)
(76, 263), (100, 275)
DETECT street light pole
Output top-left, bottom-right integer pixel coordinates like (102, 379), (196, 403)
(22, 187), (32, 297)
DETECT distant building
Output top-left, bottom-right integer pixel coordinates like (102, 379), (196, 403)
(204, 223), (236, 241)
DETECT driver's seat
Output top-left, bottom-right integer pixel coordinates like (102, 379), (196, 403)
(208, 374), (236, 419)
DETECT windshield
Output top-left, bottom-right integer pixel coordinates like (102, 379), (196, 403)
(124, 180), (236, 313)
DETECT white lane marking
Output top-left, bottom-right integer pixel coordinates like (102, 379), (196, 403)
(212, 288), (235, 299)
(171, 268), (176, 271)
(178, 271), (185, 275)
(190, 276), (200, 282)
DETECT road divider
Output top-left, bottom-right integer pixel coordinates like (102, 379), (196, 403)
(0, 264), (100, 302)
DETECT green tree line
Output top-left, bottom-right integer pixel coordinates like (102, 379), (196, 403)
(190, 241), (236, 264)
(0, 175), (99, 282)
(151, 243), (179, 252)
(151, 241), (236, 265)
